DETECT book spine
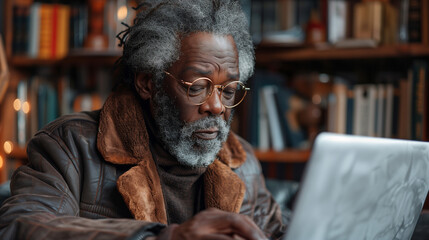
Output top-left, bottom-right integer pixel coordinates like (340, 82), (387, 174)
(375, 84), (385, 137)
(56, 5), (70, 58)
(258, 88), (269, 151)
(261, 85), (285, 151)
(384, 84), (394, 138)
(411, 61), (427, 140)
(346, 88), (354, 135)
(39, 4), (53, 59)
(408, 0), (422, 43)
(12, 6), (22, 55)
(51, 4), (59, 59)
(28, 3), (41, 58)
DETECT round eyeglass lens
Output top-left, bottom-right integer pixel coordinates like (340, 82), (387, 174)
(221, 81), (247, 108)
(187, 78), (213, 104)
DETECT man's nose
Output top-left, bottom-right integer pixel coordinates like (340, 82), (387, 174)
(199, 88), (225, 115)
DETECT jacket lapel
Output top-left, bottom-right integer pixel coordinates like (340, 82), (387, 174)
(204, 159), (246, 213)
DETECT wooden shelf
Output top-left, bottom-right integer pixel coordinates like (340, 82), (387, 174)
(10, 49), (121, 67)
(255, 43), (429, 63)
(254, 149), (311, 163)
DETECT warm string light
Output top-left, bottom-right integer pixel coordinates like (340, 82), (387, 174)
(0, 155), (3, 169)
(22, 101), (30, 114)
(117, 5), (128, 20)
(13, 99), (21, 111)
(3, 141), (13, 155)
(12, 99), (30, 113)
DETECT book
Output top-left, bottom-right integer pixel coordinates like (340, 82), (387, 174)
(258, 88), (270, 151)
(353, 1), (383, 43)
(398, 73), (412, 139)
(408, 0), (422, 43)
(411, 61), (427, 140)
(28, 3), (41, 58)
(70, 3), (88, 49)
(247, 69), (285, 147)
(277, 0), (296, 31)
(56, 5), (70, 59)
(328, 0), (348, 44)
(346, 88), (354, 134)
(12, 6), (29, 55)
(275, 87), (306, 148)
(327, 78), (348, 134)
(382, 2), (398, 45)
(375, 84), (385, 137)
(261, 85), (285, 151)
(36, 3), (70, 59)
(353, 84), (377, 136)
(39, 4), (54, 59)
(398, 0), (410, 42)
(384, 84), (394, 138)
(37, 82), (59, 130)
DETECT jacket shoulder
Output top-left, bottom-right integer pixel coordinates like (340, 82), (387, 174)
(37, 110), (100, 135)
(234, 135), (261, 175)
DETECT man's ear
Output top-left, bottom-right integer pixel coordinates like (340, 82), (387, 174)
(135, 73), (153, 100)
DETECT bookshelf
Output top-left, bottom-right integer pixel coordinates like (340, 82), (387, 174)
(247, 0), (429, 185)
(252, 44), (429, 164)
(256, 43), (429, 62)
(0, 0), (131, 182)
(254, 149), (310, 163)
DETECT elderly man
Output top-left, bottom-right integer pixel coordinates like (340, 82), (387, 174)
(0, 0), (285, 239)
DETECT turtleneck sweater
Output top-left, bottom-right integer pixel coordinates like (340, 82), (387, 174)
(142, 101), (207, 224)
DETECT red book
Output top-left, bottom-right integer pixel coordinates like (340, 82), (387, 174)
(50, 4), (58, 59)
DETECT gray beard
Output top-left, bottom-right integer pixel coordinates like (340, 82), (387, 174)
(152, 88), (232, 168)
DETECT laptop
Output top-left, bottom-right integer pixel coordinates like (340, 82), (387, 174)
(284, 132), (429, 240)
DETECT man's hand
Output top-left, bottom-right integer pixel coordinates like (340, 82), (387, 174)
(155, 208), (268, 240)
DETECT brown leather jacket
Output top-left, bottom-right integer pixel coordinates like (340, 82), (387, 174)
(0, 90), (285, 240)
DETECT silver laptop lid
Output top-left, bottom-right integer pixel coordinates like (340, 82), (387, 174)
(284, 133), (429, 240)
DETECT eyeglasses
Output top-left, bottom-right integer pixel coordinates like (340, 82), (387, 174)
(164, 71), (250, 108)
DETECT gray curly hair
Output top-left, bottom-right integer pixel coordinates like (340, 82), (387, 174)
(117, 0), (254, 88)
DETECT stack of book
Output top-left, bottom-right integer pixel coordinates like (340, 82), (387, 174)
(326, 61), (428, 141)
(13, 3), (72, 59)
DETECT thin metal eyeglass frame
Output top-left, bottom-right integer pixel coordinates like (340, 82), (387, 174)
(164, 71), (250, 108)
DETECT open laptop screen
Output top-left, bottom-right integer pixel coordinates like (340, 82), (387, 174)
(284, 133), (429, 240)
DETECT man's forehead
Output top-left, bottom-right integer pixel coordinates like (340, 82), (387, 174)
(176, 32), (239, 71)
(180, 32), (237, 55)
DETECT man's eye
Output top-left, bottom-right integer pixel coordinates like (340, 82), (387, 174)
(223, 87), (236, 99)
(189, 85), (206, 95)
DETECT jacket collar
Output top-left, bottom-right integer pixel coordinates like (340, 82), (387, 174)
(97, 89), (246, 224)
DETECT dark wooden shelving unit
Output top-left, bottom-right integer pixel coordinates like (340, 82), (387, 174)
(256, 43), (429, 63)
(254, 149), (311, 163)
(10, 50), (121, 67)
